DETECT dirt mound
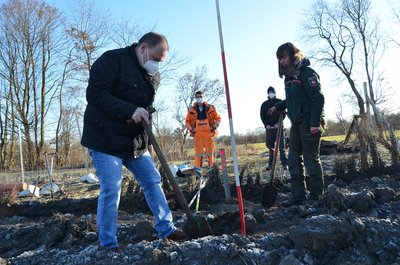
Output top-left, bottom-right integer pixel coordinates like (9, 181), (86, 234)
(1, 156), (400, 265)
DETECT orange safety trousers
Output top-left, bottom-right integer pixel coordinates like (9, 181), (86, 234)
(193, 119), (215, 170)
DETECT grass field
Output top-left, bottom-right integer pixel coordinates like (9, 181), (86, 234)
(189, 129), (399, 174)
(2, 131), (398, 186)
(322, 134), (346, 142)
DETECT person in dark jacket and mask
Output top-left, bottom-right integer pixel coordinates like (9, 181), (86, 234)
(260, 86), (288, 171)
(268, 42), (325, 206)
(81, 32), (185, 251)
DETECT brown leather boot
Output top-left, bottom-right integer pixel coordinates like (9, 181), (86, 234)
(166, 229), (187, 241)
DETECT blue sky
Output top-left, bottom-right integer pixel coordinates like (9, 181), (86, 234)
(49, 0), (399, 136)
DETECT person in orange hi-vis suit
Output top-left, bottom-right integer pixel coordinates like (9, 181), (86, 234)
(185, 91), (221, 177)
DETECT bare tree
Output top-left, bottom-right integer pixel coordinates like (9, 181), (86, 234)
(174, 66), (226, 158)
(342, 0), (386, 167)
(66, 0), (111, 75)
(54, 46), (74, 166)
(110, 17), (153, 48)
(0, 84), (4, 167)
(0, 81), (18, 170)
(328, 102), (351, 136)
(0, 0), (66, 170)
(0, 82), (8, 169)
(388, 0), (400, 47)
(303, 1), (365, 113)
(300, 0), (392, 170)
(51, 0), (112, 167)
(56, 107), (75, 166)
(343, 0), (387, 136)
(62, 0), (112, 110)
(151, 98), (175, 153)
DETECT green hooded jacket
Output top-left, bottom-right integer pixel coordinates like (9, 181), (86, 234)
(275, 59), (324, 127)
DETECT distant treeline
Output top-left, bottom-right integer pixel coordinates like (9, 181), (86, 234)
(215, 112), (400, 146)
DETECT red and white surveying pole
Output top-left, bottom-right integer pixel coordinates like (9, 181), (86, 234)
(215, 0), (246, 236)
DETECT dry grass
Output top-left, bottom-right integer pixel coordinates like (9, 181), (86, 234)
(322, 134), (347, 142)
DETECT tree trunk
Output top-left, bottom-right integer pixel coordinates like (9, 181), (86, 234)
(388, 128), (400, 167)
(354, 116), (368, 172)
(361, 114), (383, 169)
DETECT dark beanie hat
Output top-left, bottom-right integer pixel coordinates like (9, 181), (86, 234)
(267, 86), (276, 93)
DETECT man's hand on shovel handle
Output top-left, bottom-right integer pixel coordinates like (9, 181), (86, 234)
(131, 107), (150, 124)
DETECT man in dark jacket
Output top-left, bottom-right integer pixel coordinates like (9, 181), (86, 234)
(260, 86), (288, 170)
(81, 32), (185, 251)
(269, 42), (325, 207)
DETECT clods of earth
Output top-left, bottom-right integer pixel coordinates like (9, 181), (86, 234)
(0, 154), (400, 265)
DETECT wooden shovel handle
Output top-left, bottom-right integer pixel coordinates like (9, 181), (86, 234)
(269, 113), (284, 183)
(142, 121), (194, 219)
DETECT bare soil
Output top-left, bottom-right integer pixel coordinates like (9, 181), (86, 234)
(1, 153), (400, 265)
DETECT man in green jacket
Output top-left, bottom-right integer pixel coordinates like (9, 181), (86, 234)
(269, 42), (325, 206)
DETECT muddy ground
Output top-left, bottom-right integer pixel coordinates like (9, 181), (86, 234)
(0, 153), (400, 265)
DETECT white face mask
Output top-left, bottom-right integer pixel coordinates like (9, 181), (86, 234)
(196, 97), (203, 104)
(268, 92), (276, 99)
(142, 49), (160, 76)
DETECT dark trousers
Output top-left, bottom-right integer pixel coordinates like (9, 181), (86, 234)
(265, 128), (288, 167)
(288, 120), (324, 199)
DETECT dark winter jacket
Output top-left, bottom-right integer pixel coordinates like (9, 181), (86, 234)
(81, 44), (159, 158)
(275, 59), (324, 127)
(260, 97), (283, 127)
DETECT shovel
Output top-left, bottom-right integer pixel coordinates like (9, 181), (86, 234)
(262, 113), (284, 208)
(142, 121), (213, 239)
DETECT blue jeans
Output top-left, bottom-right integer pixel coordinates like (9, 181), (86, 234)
(89, 149), (176, 249)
